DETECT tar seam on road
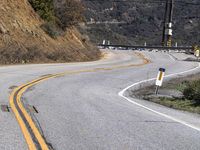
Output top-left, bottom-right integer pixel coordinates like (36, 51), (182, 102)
(118, 63), (200, 132)
(168, 54), (176, 61)
(9, 52), (149, 150)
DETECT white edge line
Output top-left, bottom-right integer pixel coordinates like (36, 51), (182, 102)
(118, 63), (200, 132)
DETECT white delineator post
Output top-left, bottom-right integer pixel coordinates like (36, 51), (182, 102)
(155, 68), (166, 95)
(103, 40), (106, 45)
(195, 50), (200, 60)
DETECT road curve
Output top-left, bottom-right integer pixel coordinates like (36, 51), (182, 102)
(9, 51), (148, 149)
(0, 50), (200, 149)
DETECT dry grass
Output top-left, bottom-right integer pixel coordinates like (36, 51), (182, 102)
(0, 0), (100, 65)
(133, 73), (200, 114)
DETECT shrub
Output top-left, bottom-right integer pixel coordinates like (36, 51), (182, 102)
(28, 0), (55, 22)
(183, 80), (200, 103)
(0, 43), (46, 64)
(41, 22), (63, 38)
(54, 0), (85, 29)
(29, 0), (85, 36)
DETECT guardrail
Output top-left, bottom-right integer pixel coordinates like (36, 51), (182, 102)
(98, 44), (193, 51)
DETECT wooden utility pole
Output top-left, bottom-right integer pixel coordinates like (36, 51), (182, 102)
(162, 0), (174, 47)
(162, 0), (169, 46)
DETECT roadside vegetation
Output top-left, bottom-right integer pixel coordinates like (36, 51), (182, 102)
(183, 80), (200, 104)
(0, 0), (100, 65)
(83, 0), (200, 46)
(28, 0), (55, 22)
(146, 96), (200, 114)
(134, 74), (200, 114)
(28, 0), (85, 38)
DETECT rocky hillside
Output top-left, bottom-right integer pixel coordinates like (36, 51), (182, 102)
(0, 0), (100, 64)
(80, 0), (200, 46)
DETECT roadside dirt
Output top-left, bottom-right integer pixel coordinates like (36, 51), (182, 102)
(0, 0), (100, 64)
(133, 73), (200, 98)
(131, 73), (200, 114)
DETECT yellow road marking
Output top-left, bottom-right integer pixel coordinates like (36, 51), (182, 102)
(17, 81), (50, 150)
(158, 72), (163, 81)
(10, 88), (37, 150)
(10, 52), (150, 150)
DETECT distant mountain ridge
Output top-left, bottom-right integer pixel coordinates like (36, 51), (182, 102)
(80, 0), (200, 46)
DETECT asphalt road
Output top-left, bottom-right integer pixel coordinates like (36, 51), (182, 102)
(0, 50), (200, 150)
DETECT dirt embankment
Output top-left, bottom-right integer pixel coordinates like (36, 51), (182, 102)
(0, 0), (100, 64)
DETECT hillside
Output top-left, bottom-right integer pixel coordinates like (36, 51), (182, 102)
(0, 0), (100, 64)
(81, 0), (200, 46)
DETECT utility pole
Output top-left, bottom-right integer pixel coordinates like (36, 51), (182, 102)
(167, 0), (174, 47)
(162, 0), (169, 46)
(162, 0), (174, 47)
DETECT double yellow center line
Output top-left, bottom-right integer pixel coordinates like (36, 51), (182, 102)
(9, 52), (150, 150)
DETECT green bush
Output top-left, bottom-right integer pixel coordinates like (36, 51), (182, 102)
(29, 0), (85, 37)
(183, 80), (200, 103)
(41, 22), (63, 38)
(28, 0), (55, 22)
(54, 0), (85, 29)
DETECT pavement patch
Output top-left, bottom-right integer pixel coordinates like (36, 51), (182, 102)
(9, 85), (18, 90)
(1, 104), (10, 112)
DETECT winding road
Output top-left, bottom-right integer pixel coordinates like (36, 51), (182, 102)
(0, 50), (200, 150)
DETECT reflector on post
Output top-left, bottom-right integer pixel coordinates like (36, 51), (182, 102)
(155, 68), (166, 95)
(156, 68), (166, 87)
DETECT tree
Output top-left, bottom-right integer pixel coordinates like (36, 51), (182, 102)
(54, 0), (85, 29)
(29, 0), (55, 22)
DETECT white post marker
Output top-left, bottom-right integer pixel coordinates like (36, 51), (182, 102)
(155, 68), (166, 94)
(103, 40), (106, 45)
(195, 49), (200, 59)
